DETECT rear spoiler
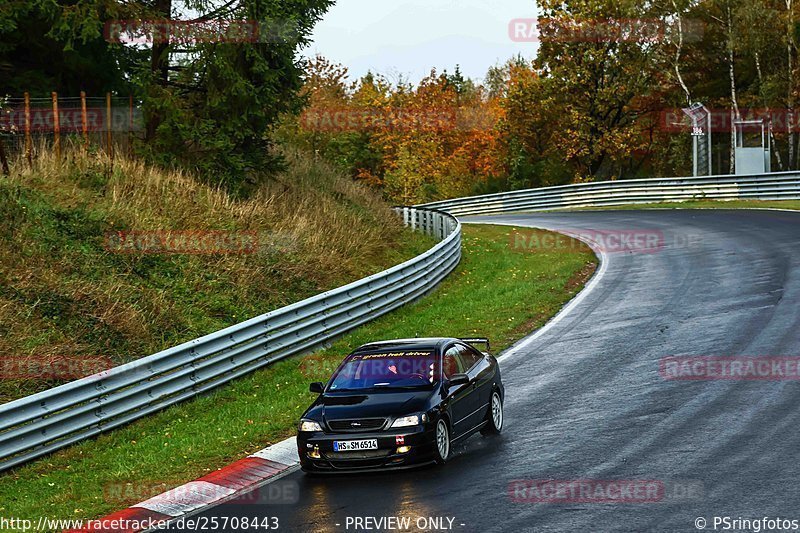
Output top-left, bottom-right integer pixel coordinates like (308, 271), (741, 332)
(460, 338), (491, 352)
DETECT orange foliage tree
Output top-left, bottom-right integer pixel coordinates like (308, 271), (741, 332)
(281, 58), (505, 204)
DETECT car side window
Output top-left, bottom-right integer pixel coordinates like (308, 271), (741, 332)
(457, 344), (483, 372)
(442, 346), (466, 379)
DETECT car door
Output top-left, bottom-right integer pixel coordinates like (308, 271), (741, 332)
(456, 343), (492, 429)
(441, 345), (472, 438)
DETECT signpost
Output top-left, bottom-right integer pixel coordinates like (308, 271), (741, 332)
(682, 103), (712, 176)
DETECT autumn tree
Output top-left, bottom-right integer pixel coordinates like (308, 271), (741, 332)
(528, 0), (673, 179)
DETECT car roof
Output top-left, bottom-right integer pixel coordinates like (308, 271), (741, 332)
(354, 337), (455, 353)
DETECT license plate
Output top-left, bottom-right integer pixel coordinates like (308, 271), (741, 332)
(333, 439), (378, 452)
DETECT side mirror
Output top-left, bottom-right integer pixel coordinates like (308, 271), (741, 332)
(309, 382), (325, 394)
(448, 373), (469, 386)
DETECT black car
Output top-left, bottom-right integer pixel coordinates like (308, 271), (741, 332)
(297, 337), (504, 473)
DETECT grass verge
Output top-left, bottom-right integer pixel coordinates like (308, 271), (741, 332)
(0, 224), (596, 526)
(564, 199), (800, 212)
(0, 148), (431, 401)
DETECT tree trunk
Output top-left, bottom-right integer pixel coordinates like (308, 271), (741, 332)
(755, 51), (784, 170)
(672, 0), (692, 105)
(146, 0), (172, 141)
(726, 4), (740, 174)
(787, 0), (795, 169)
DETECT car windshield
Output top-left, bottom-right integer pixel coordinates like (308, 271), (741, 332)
(328, 350), (437, 391)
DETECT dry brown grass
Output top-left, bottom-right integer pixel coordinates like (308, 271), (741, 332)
(0, 145), (430, 401)
(11, 144), (404, 278)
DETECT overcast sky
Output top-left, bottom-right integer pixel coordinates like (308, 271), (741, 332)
(301, 0), (541, 85)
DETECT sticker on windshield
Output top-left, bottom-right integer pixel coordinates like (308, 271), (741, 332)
(330, 352), (437, 390)
(352, 351), (434, 361)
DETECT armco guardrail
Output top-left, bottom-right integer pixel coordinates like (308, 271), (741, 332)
(0, 207), (460, 472)
(419, 171), (800, 216)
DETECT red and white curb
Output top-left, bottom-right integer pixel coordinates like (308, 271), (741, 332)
(66, 437), (299, 532)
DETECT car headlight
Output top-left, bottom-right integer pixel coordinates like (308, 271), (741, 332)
(390, 413), (426, 428)
(298, 419), (323, 432)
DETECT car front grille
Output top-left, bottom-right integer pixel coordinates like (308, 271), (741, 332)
(326, 418), (386, 432)
(323, 449), (391, 461)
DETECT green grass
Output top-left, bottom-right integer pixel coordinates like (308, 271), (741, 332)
(562, 199), (800, 212)
(0, 149), (432, 402)
(0, 224), (596, 528)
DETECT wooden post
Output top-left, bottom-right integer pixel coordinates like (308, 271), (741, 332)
(0, 136), (9, 175)
(128, 95), (133, 157)
(80, 91), (88, 149)
(24, 92), (32, 167)
(52, 92), (61, 160)
(106, 92), (113, 161)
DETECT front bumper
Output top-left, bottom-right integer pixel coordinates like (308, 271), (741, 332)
(297, 424), (437, 472)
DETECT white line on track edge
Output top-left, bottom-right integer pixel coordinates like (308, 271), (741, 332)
(462, 220), (609, 364)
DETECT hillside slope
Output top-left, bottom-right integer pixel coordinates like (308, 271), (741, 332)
(0, 149), (431, 401)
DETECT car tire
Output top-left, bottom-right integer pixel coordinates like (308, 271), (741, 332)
(434, 418), (451, 464)
(481, 391), (503, 435)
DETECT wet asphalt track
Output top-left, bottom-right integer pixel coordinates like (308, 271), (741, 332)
(173, 210), (800, 532)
